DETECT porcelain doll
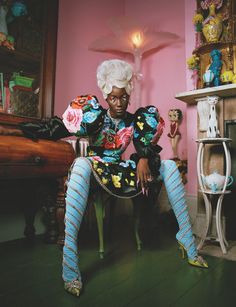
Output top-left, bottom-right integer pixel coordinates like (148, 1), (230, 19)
(167, 108), (182, 158)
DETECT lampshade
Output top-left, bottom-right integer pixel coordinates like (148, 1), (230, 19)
(88, 16), (179, 56)
(203, 70), (214, 85)
(88, 16), (179, 108)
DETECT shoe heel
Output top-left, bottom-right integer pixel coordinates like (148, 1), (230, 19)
(177, 242), (208, 269)
(178, 241), (186, 259)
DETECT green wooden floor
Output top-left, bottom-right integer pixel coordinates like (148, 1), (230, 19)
(0, 215), (236, 307)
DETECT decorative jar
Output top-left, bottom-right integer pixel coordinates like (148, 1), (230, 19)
(202, 4), (223, 43)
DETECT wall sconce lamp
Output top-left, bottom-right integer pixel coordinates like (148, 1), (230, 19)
(88, 16), (179, 108)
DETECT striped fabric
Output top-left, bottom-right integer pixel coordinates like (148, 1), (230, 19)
(62, 157), (91, 283)
(62, 158), (198, 285)
(160, 160), (197, 260)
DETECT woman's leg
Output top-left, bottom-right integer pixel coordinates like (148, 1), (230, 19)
(62, 157), (92, 296)
(160, 160), (208, 268)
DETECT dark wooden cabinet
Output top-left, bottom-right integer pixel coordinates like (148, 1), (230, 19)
(0, 0), (58, 125)
(0, 1), (76, 243)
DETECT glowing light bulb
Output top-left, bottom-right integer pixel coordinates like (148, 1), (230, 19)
(131, 31), (143, 48)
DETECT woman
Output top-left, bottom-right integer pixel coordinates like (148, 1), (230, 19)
(1, 59), (208, 297)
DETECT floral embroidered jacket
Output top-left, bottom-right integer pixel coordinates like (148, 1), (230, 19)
(20, 95), (165, 198)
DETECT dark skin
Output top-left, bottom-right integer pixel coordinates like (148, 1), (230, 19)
(107, 86), (153, 191)
(0, 86), (152, 190)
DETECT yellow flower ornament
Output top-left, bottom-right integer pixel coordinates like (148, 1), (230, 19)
(111, 175), (121, 188)
(102, 177), (108, 185)
(97, 168), (103, 175)
(137, 122), (144, 130)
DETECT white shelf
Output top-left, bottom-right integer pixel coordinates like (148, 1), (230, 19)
(196, 138), (232, 144)
(197, 139), (232, 254)
(175, 84), (236, 105)
(198, 189), (231, 195)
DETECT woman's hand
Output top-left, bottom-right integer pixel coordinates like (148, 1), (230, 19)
(136, 158), (153, 195)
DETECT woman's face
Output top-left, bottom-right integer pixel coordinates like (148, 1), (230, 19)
(106, 86), (129, 118)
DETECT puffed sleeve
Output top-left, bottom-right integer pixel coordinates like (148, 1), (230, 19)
(62, 95), (105, 136)
(19, 95), (105, 140)
(132, 105), (165, 175)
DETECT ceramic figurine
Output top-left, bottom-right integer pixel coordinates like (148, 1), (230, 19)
(203, 69), (214, 87)
(209, 49), (222, 87)
(11, 1), (27, 17)
(167, 109), (182, 158)
(206, 96), (220, 138)
(220, 70), (234, 84)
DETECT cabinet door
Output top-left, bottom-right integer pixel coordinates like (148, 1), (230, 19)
(0, 0), (58, 127)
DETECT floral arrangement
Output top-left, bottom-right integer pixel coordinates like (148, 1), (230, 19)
(192, 12), (204, 32)
(186, 54), (200, 70)
(187, 54), (200, 89)
(200, 0), (223, 10)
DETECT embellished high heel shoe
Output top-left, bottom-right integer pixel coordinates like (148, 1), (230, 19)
(178, 241), (208, 268)
(64, 280), (83, 297)
(159, 160), (210, 270)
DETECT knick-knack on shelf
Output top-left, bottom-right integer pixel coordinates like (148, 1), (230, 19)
(187, 54), (200, 90)
(209, 49), (222, 87)
(201, 0), (223, 43)
(167, 109), (183, 159)
(192, 11), (204, 48)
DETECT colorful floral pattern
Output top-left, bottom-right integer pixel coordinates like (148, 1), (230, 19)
(62, 95), (104, 136)
(85, 103), (164, 197)
(62, 106), (83, 133)
(34, 96), (164, 197)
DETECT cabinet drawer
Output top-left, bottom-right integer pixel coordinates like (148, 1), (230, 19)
(0, 136), (76, 179)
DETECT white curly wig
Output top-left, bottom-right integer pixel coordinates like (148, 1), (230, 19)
(97, 59), (133, 99)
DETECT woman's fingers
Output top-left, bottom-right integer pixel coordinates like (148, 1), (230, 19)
(136, 158), (153, 194)
(138, 170), (151, 194)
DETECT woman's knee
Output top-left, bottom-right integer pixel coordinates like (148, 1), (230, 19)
(161, 159), (177, 172)
(72, 157), (91, 172)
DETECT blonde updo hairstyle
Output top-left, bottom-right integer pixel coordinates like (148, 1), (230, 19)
(97, 59), (133, 99)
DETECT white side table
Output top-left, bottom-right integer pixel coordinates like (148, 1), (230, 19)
(196, 137), (232, 254)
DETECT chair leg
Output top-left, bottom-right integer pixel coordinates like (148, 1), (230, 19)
(94, 193), (105, 259)
(132, 197), (142, 251)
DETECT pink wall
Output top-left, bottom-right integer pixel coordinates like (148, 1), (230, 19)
(55, 0), (198, 194)
(54, 0), (125, 114)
